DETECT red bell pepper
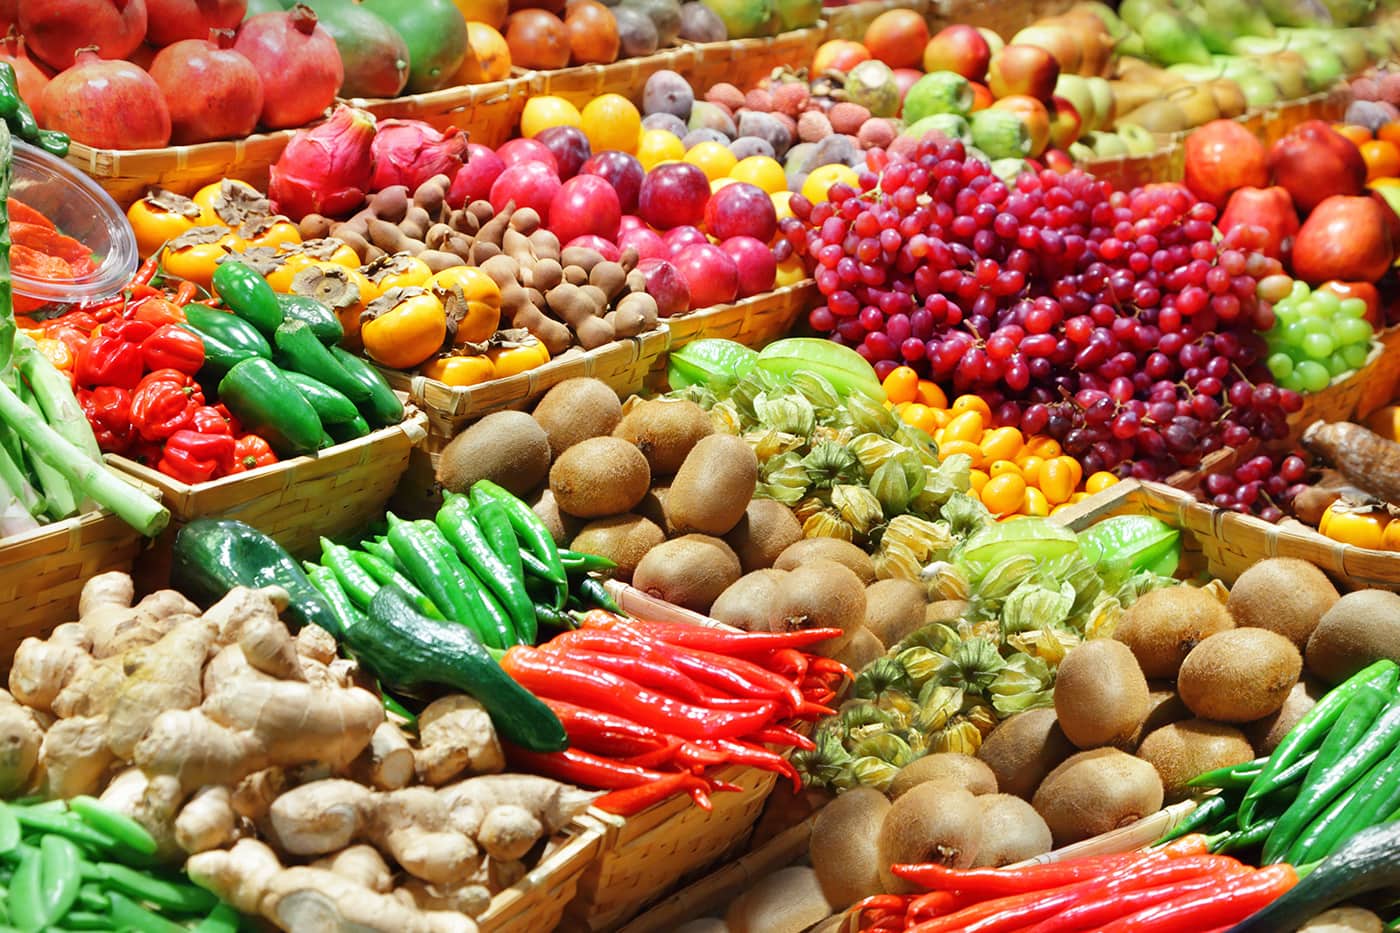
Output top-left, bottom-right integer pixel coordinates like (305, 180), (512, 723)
(77, 386), (134, 454)
(141, 323), (204, 375)
(230, 435), (277, 473)
(129, 369), (204, 441)
(190, 406), (233, 436)
(158, 430), (236, 484)
(102, 318), (158, 345)
(74, 333), (143, 390)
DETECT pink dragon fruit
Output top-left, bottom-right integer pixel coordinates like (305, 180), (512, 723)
(370, 120), (468, 193)
(268, 105), (377, 220)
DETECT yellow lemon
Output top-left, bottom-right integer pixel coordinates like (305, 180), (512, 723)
(802, 163), (859, 204)
(775, 255), (807, 287)
(637, 129), (685, 170)
(580, 93), (642, 153)
(685, 140), (738, 180)
(771, 189), (794, 220)
(729, 155), (786, 194)
(521, 96), (581, 138)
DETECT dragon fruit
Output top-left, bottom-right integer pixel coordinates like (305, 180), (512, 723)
(268, 105), (377, 220)
(369, 120), (468, 193)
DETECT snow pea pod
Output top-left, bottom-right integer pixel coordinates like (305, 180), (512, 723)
(39, 835), (81, 925)
(66, 798), (156, 858)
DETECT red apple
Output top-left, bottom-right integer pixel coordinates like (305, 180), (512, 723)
(564, 235), (621, 261)
(1185, 120), (1268, 209)
(1268, 120), (1367, 214)
(1292, 195), (1395, 284)
(636, 257), (691, 316)
(813, 39), (870, 74)
(703, 182), (778, 243)
(535, 125), (592, 180)
(447, 144), (506, 207)
(1218, 186), (1300, 263)
(495, 137), (559, 172)
(664, 225), (709, 256)
(673, 243), (739, 308)
(1319, 280), (1383, 328)
(720, 235), (777, 298)
(1047, 96), (1082, 150)
(639, 162), (711, 230)
(580, 150), (645, 214)
(892, 67), (922, 103)
(922, 24), (991, 82)
(618, 224), (667, 260)
(987, 44), (1059, 103)
(489, 161), (562, 221)
(548, 174), (621, 245)
(1042, 148), (1073, 174)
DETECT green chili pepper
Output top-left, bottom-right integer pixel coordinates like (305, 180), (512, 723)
(360, 537), (407, 574)
(1240, 659), (1400, 829)
(105, 892), (186, 933)
(329, 346), (404, 428)
(306, 564), (368, 634)
(387, 515), (495, 644)
(559, 549), (619, 573)
(65, 799), (156, 858)
(349, 550), (444, 620)
(75, 886), (104, 913)
(283, 371), (360, 426)
(213, 261), (284, 338)
(1287, 767), (1371, 864)
(39, 835), (81, 924)
(8, 846), (44, 932)
(1211, 816), (1278, 854)
(438, 499), (532, 643)
(320, 539), (379, 609)
(273, 320), (370, 405)
(1188, 759), (1265, 790)
(464, 484), (566, 583)
(1157, 793), (1236, 846)
(535, 602), (576, 631)
(519, 549), (555, 581)
(474, 501), (523, 579)
(414, 518), (514, 649)
(574, 575), (621, 615)
(1327, 740), (1400, 850)
(0, 67), (23, 120)
(379, 687), (419, 733)
(94, 864), (216, 914)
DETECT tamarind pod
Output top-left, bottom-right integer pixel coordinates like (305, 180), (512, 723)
(67, 798), (157, 857)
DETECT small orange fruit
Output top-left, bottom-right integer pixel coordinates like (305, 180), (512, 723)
(457, 23), (512, 84)
(1361, 139), (1400, 182)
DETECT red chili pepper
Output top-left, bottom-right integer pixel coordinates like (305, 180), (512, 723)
(808, 656), (855, 680)
(130, 252), (161, 289)
(129, 369), (204, 441)
(140, 323), (204, 375)
(158, 430), (237, 484)
(128, 283), (161, 302)
(76, 386), (134, 454)
(1095, 864), (1297, 932)
(73, 334), (144, 390)
(763, 647), (810, 683)
(1022, 870), (1248, 933)
(658, 642), (805, 712)
(620, 741), (684, 769)
(103, 318), (158, 345)
(174, 280), (199, 306)
(507, 744), (701, 794)
(909, 891), (962, 922)
(892, 853), (1150, 895)
(621, 618), (848, 654)
(48, 311), (100, 335)
(593, 770), (702, 816)
(748, 724), (815, 751)
(131, 297), (187, 328)
(698, 738), (802, 790)
(559, 648), (717, 706)
(229, 434), (277, 473)
(502, 647), (779, 742)
(908, 880), (1105, 933)
(673, 741), (731, 770)
(539, 699), (671, 758)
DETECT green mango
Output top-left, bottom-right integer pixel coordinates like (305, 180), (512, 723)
(285, 0), (411, 98)
(361, 0), (469, 94)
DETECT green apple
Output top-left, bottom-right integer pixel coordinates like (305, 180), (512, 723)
(1068, 141), (1097, 162)
(1298, 45), (1344, 92)
(1085, 77), (1115, 131)
(1115, 122), (1159, 156)
(1086, 130), (1131, 158)
(1055, 74), (1098, 133)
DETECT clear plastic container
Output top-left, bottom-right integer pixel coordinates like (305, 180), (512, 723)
(10, 140), (138, 312)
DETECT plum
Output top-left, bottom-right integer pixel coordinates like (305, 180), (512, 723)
(638, 161), (710, 229)
(720, 235), (777, 298)
(663, 224), (709, 256)
(642, 112), (689, 138)
(550, 175), (621, 244)
(490, 161), (562, 223)
(678, 2), (726, 42)
(643, 69), (694, 119)
(704, 182), (777, 242)
(619, 224), (668, 261)
(535, 125), (592, 179)
(448, 144), (506, 207)
(615, 7), (659, 57)
(737, 111), (792, 157)
(636, 257), (691, 316)
(728, 136), (775, 160)
(580, 150), (646, 214)
(683, 128), (730, 149)
(673, 243), (739, 308)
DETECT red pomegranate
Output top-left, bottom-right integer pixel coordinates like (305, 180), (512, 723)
(233, 4), (342, 130)
(18, 0), (148, 70)
(0, 0), (16, 32)
(143, 0), (246, 47)
(0, 34), (50, 123)
(40, 48), (170, 149)
(149, 30), (262, 144)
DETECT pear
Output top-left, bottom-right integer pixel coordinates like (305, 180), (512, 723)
(1140, 9), (1213, 66)
(1086, 130), (1131, 157)
(1085, 76), (1116, 127)
(1116, 122), (1159, 155)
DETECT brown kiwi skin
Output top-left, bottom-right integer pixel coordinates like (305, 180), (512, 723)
(773, 537), (877, 583)
(976, 708), (1075, 801)
(724, 499), (803, 573)
(568, 514), (665, 583)
(864, 578), (929, 649)
(437, 410), (551, 497)
(1032, 748), (1164, 846)
(1135, 719), (1256, 802)
(771, 559), (867, 635)
(709, 570), (787, 632)
(833, 626), (885, 670)
(548, 436), (652, 518)
(1177, 628), (1302, 723)
(1053, 639), (1150, 749)
(530, 377), (622, 458)
(809, 786), (890, 909)
(877, 781), (982, 893)
(631, 534), (742, 613)
(1114, 585), (1235, 679)
(665, 434), (759, 536)
(1247, 677), (1325, 756)
(887, 753), (998, 799)
(970, 794), (1053, 867)
(1127, 686), (1192, 750)
(725, 867), (832, 933)
(1227, 557), (1340, 649)
(612, 398), (715, 475)
(1306, 589), (1400, 685)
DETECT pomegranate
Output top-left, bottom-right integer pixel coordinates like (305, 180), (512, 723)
(149, 30), (262, 144)
(0, 0), (16, 32)
(40, 49), (169, 149)
(19, 0), (148, 70)
(0, 34), (50, 124)
(234, 4), (342, 130)
(143, 0), (246, 47)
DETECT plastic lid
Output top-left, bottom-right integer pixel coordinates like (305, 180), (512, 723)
(10, 140), (138, 308)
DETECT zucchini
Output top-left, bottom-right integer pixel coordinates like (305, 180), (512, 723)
(347, 585), (566, 752)
(1227, 821), (1400, 932)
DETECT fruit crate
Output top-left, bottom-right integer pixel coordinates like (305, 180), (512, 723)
(662, 281), (817, 353)
(1054, 478), (1400, 591)
(1355, 323), (1400, 421)
(1282, 340), (1386, 446)
(0, 475), (162, 668)
(1081, 140), (1183, 191)
(824, 0), (930, 41)
(352, 73), (531, 150)
(65, 132), (296, 209)
(478, 821), (606, 933)
(108, 403), (427, 587)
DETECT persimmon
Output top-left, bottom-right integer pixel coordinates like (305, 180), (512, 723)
(458, 22), (512, 83)
(505, 9), (570, 70)
(565, 0), (619, 65)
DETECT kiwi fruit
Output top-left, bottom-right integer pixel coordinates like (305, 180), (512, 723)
(613, 398), (715, 475)
(770, 559), (866, 635)
(631, 534), (741, 612)
(636, 484), (673, 535)
(1054, 640), (1150, 749)
(751, 786), (832, 850)
(436, 411), (551, 497)
(1299, 907), (1384, 933)
(1247, 677), (1325, 755)
(809, 786), (890, 909)
(549, 436), (652, 518)
(710, 570), (786, 631)
(530, 377), (622, 458)
(834, 626), (886, 670)
(773, 537), (877, 583)
(665, 434), (759, 535)
(1114, 585), (1235, 679)
(725, 499), (803, 573)
(725, 867), (831, 933)
(864, 579), (929, 649)
(527, 488), (575, 546)
(1131, 686), (1191, 747)
(1306, 589), (1400, 684)
(569, 514), (665, 582)
(1227, 557), (1340, 649)
(976, 708), (1074, 801)
(1135, 719), (1255, 802)
(1032, 748), (1165, 846)
(887, 753), (998, 799)
(970, 794), (1053, 867)
(1177, 628), (1302, 722)
(877, 781), (982, 892)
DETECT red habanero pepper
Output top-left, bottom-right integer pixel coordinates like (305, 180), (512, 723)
(49, 311), (100, 335)
(593, 770), (702, 816)
(77, 386), (134, 454)
(158, 430), (236, 484)
(129, 369), (204, 441)
(74, 333), (144, 389)
(131, 297), (187, 328)
(190, 406), (233, 436)
(1095, 864), (1298, 933)
(229, 435), (277, 473)
(500, 646), (779, 742)
(140, 323), (204, 375)
(173, 280), (199, 306)
(620, 618), (847, 654)
(103, 318), (158, 345)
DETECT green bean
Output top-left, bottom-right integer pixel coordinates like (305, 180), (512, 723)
(76, 885), (105, 913)
(67, 797), (158, 857)
(40, 834), (82, 923)
(55, 911), (111, 931)
(106, 892), (186, 933)
(95, 864), (217, 914)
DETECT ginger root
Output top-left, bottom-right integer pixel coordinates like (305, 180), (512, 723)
(175, 785), (239, 855)
(413, 696), (503, 786)
(0, 690), (43, 796)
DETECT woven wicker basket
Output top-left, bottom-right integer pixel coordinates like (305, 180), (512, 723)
(1081, 141), (1183, 191)
(682, 28), (831, 95)
(109, 406), (428, 588)
(1054, 479), (1400, 590)
(664, 281), (817, 351)
(478, 823), (606, 933)
(65, 133), (295, 208)
(1260, 85), (1353, 146)
(1282, 342), (1386, 445)
(0, 476), (162, 667)
(933, 0), (1077, 34)
(353, 76), (530, 150)
(824, 0), (930, 40)
(1356, 324), (1400, 421)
